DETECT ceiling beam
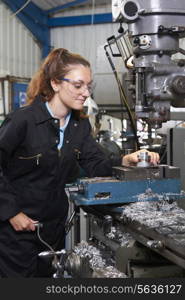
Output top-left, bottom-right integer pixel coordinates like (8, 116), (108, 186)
(46, 0), (90, 15)
(1, 0), (50, 57)
(48, 13), (112, 27)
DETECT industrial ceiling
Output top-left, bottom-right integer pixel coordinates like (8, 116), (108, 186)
(1, 0), (112, 57)
(31, 0), (111, 14)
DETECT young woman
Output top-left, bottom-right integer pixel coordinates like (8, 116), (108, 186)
(0, 48), (159, 277)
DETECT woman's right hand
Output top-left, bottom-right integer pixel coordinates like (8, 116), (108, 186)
(9, 212), (38, 231)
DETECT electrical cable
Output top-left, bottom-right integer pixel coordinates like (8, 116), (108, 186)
(159, 146), (166, 164)
(11, 0), (31, 17)
(1, 81), (6, 117)
(85, 0), (95, 61)
(104, 45), (140, 150)
(117, 75), (140, 150)
(91, 0), (95, 25)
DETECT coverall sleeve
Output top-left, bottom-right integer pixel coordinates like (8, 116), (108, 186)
(0, 114), (26, 221)
(79, 119), (122, 177)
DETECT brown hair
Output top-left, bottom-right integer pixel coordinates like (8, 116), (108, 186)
(26, 48), (91, 105)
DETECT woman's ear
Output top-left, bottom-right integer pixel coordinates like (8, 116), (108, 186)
(50, 79), (59, 92)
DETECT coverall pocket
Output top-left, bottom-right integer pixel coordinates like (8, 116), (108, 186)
(18, 153), (42, 166)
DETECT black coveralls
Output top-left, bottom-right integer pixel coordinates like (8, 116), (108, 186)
(0, 96), (121, 277)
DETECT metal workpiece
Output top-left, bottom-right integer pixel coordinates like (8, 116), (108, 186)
(136, 151), (150, 167)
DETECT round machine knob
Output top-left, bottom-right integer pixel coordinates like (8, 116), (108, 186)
(120, 0), (139, 21)
(172, 75), (185, 95)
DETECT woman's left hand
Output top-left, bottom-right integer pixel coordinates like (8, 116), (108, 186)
(122, 149), (160, 167)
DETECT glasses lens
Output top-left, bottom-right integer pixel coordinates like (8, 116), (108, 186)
(61, 78), (95, 94)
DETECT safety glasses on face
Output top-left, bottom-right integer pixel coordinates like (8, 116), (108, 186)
(59, 78), (94, 94)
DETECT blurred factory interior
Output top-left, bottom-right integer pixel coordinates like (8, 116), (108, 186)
(1, 0), (185, 278)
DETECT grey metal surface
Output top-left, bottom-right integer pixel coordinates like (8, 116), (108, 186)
(112, 164), (180, 180)
(112, 0), (185, 127)
(167, 127), (185, 192)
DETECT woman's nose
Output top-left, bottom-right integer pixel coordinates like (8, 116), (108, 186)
(82, 87), (90, 97)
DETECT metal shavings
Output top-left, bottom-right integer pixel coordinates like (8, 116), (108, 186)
(106, 226), (117, 239)
(167, 225), (185, 233)
(136, 191), (181, 202)
(176, 216), (185, 223)
(136, 189), (185, 202)
(121, 200), (185, 229)
(119, 232), (134, 247)
(137, 188), (164, 201)
(74, 241), (106, 269)
(74, 241), (126, 278)
(105, 226), (133, 247)
(93, 265), (127, 278)
(154, 227), (173, 235)
(166, 234), (185, 245)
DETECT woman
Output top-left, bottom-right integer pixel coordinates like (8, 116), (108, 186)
(0, 48), (159, 277)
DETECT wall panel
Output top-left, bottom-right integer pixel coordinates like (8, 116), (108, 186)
(0, 2), (41, 78)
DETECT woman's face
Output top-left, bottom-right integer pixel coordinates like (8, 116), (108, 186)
(52, 65), (92, 111)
